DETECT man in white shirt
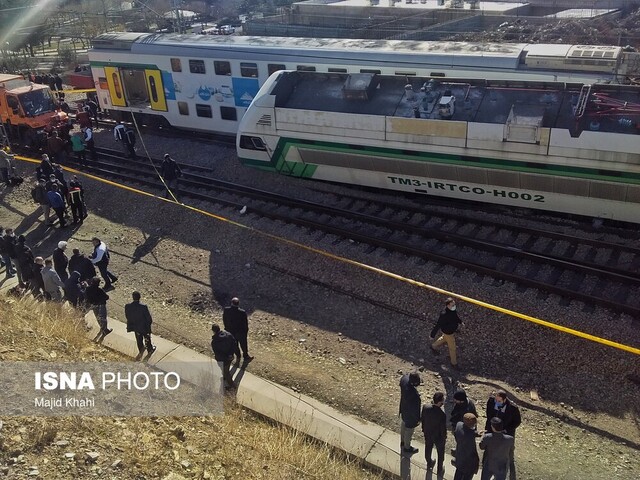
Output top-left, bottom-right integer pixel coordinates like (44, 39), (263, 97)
(90, 237), (118, 289)
(83, 127), (96, 160)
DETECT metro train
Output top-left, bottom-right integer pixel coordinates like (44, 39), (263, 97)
(88, 32), (640, 136)
(236, 71), (640, 223)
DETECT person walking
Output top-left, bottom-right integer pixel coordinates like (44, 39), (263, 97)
(31, 178), (52, 225)
(160, 153), (182, 199)
(398, 372), (421, 456)
(420, 391), (447, 475)
(125, 291), (157, 356)
(63, 271), (85, 308)
(485, 390), (521, 480)
(13, 233), (33, 289)
(47, 131), (66, 164)
(430, 297), (464, 369)
(0, 147), (14, 185)
(113, 121), (126, 151)
(30, 256), (45, 297)
(0, 227), (16, 278)
(85, 277), (112, 336)
(85, 98), (99, 127)
(211, 324), (237, 390)
(124, 125), (137, 159)
(83, 126), (96, 160)
(222, 297), (253, 364)
(90, 237), (117, 289)
(37, 154), (54, 179)
(453, 413), (480, 480)
(42, 258), (65, 301)
(52, 241), (69, 282)
(450, 388), (478, 433)
(46, 183), (66, 228)
(480, 418), (515, 480)
(68, 176), (87, 224)
(70, 131), (86, 165)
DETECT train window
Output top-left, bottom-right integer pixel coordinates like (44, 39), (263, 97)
(297, 65), (316, 72)
(240, 62), (258, 78)
(148, 76), (159, 103)
(220, 106), (237, 121)
(214, 61), (231, 76)
(178, 101), (189, 116)
(98, 77), (108, 89)
(170, 58), (182, 72)
(112, 73), (123, 99)
(328, 68), (347, 73)
(189, 60), (206, 74)
(196, 104), (212, 118)
(239, 135), (266, 151)
(430, 72), (446, 77)
(360, 69), (381, 74)
(268, 64), (286, 76)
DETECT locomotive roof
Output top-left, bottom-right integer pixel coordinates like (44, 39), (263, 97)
(91, 33), (625, 73)
(92, 32), (528, 70)
(94, 32), (526, 56)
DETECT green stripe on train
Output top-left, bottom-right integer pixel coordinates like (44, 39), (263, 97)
(261, 138), (640, 185)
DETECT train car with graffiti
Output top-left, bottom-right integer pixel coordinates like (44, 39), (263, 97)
(88, 32), (640, 136)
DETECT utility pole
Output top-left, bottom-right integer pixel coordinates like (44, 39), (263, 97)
(171, 0), (183, 33)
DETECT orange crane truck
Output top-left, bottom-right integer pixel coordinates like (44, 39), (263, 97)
(0, 74), (58, 148)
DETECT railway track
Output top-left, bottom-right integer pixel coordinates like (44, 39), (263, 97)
(57, 151), (640, 318)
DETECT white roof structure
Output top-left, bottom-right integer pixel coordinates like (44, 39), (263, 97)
(305, 0), (526, 13)
(163, 9), (198, 20)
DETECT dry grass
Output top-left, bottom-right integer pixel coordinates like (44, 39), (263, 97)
(0, 298), (385, 479)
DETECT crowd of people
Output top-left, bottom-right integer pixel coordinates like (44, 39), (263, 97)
(399, 372), (522, 480)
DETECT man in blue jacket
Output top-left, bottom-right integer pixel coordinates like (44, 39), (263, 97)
(46, 183), (66, 228)
(399, 372), (421, 455)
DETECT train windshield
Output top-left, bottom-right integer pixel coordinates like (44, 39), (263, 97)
(19, 89), (56, 117)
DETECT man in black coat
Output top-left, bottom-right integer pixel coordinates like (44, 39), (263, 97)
(30, 256), (45, 297)
(450, 388), (478, 432)
(0, 227), (16, 278)
(420, 391), (447, 474)
(211, 324), (236, 390)
(52, 241), (69, 282)
(160, 153), (182, 200)
(68, 248), (95, 282)
(222, 297), (253, 363)
(480, 417), (515, 480)
(85, 277), (111, 336)
(430, 297), (464, 368)
(398, 372), (421, 455)
(485, 390), (521, 480)
(125, 291), (156, 356)
(453, 413), (480, 480)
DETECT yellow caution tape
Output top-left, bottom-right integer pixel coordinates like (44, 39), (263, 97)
(60, 88), (97, 94)
(14, 155), (640, 356)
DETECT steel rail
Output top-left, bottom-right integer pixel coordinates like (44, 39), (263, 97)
(70, 156), (640, 318)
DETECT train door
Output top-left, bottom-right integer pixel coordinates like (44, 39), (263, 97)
(144, 69), (167, 111)
(104, 67), (127, 107)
